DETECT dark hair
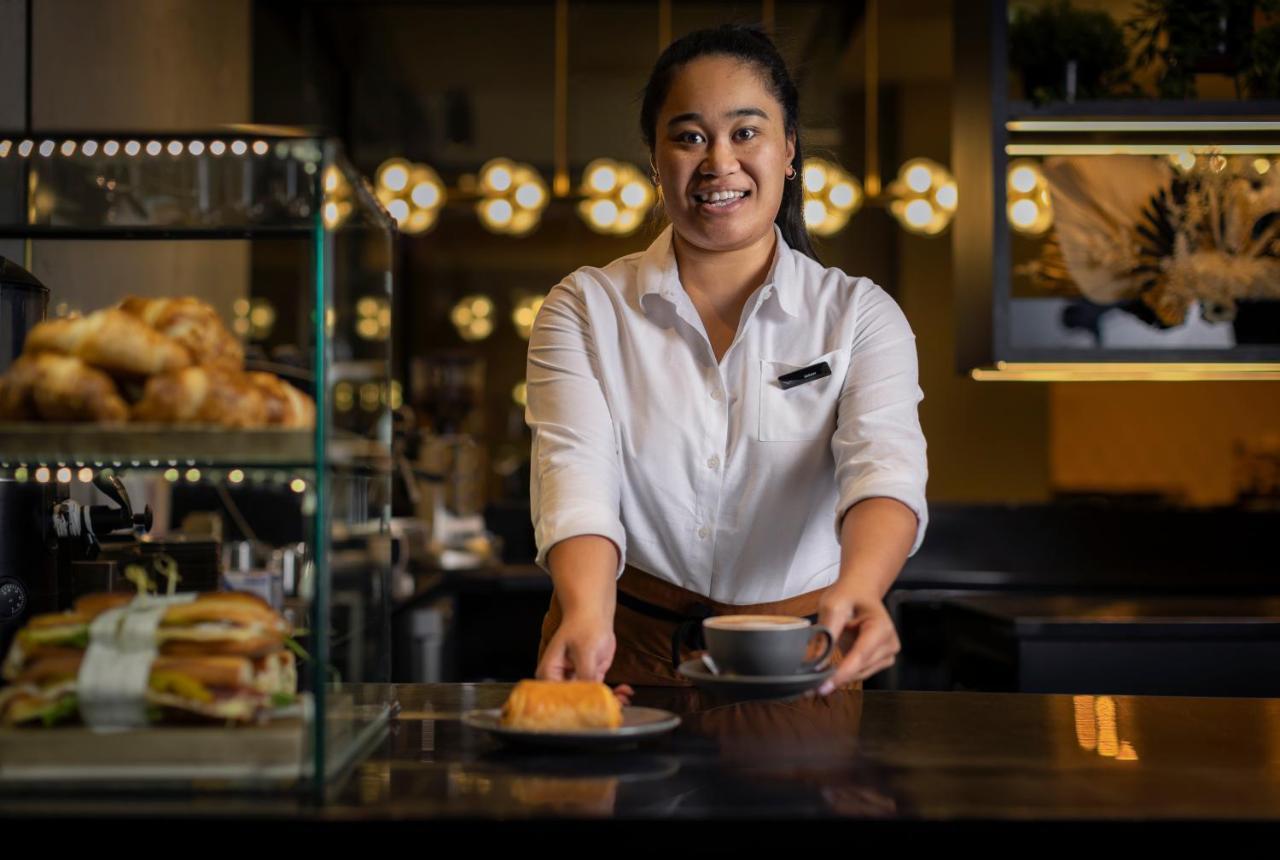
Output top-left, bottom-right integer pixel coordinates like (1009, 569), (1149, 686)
(640, 24), (819, 263)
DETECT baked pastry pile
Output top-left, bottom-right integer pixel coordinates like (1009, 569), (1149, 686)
(0, 296), (314, 428)
(0, 591), (297, 727)
(499, 680), (624, 731)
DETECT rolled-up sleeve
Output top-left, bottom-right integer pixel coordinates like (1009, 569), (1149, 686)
(831, 282), (929, 555)
(526, 279), (627, 577)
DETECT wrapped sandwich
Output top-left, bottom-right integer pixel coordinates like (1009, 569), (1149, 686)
(0, 590), (297, 728)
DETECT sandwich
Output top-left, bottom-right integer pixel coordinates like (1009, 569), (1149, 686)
(0, 650), (297, 727)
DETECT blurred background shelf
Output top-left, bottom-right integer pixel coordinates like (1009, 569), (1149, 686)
(0, 424), (390, 469)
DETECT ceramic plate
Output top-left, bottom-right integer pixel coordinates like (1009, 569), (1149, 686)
(677, 658), (835, 701)
(462, 707), (681, 750)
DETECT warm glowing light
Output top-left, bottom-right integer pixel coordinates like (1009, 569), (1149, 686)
(905, 164), (933, 193)
(935, 181), (958, 211)
(290, 478), (307, 494)
(38, 140), (55, 157)
(803, 163), (827, 193)
(167, 140), (184, 156)
(188, 141), (205, 156)
(252, 140), (269, 156)
(1010, 166), (1037, 194)
(1005, 159), (1052, 235)
(209, 140), (226, 156)
(484, 198), (514, 227)
(515, 182), (544, 209)
(56, 467), (71, 483)
(228, 469), (245, 484)
(804, 200), (828, 226)
(231, 140), (248, 156)
(904, 200), (933, 227)
(452, 294), (496, 342)
(512, 380), (528, 407)
(60, 140), (76, 157)
(828, 182), (857, 209)
(590, 199), (619, 227)
(588, 165), (618, 193)
(890, 158), (956, 236)
(578, 159), (653, 235)
(801, 158), (862, 236)
(512, 295), (545, 340)
(77, 467), (93, 483)
(35, 467), (50, 484)
(411, 181), (440, 208)
(1254, 157), (1272, 175)
(164, 468), (179, 482)
(378, 159), (410, 192)
(387, 199), (411, 224)
(1010, 199), (1039, 227)
(186, 468), (201, 483)
(487, 165), (513, 192)
(620, 181), (648, 208)
(0, 141), (10, 158)
(145, 141), (162, 157)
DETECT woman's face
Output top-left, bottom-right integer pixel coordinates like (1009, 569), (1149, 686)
(653, 55), (796, 254)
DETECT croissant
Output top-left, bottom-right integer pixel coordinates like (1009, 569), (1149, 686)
(0, 353), (128, 423)
(24, 309), (191, 377)
(499, 680), (623, 731)
(118, 296), (244, 370)
(247, 371), (315, 428)
(131, 366), (268, 428)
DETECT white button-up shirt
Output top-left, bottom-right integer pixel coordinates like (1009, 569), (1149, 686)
(526, 224), (928, 605)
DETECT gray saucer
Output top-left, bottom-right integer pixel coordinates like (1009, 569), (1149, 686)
(462, 707), (681, 750)
(677, 658), (836, 701)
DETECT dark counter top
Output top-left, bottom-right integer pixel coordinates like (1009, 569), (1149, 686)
(7, 682), (1280, 838)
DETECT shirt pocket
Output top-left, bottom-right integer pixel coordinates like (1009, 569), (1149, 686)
(758, 349), (844, 442)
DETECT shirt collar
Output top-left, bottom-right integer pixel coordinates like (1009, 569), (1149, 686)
(636, 224), (800, 318)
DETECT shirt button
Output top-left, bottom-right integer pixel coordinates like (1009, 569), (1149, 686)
(706, 456), (720, 470)
(710, 388), (722, 401)
(697, 526), (711, 540)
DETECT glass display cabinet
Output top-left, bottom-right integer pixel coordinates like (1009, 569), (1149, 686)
(0, 127), (396, 799)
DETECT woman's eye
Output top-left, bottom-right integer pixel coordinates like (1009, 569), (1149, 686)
(735, 128), (758, 140)
(678, 132), (705, 144)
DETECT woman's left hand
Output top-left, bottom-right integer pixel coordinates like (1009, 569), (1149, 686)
(813, 586), (900, 696)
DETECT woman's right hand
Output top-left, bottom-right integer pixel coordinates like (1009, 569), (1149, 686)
(536, 611), (617, 682)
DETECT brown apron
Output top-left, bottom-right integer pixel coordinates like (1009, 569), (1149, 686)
(537, 564), (862, 691)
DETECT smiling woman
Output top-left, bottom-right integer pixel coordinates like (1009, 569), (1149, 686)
(528, 24), (928, 699)
(640, 27), (815, 264)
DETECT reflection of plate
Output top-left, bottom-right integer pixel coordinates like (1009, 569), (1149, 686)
(677, 658), (834, 701)
(462, 707), (681, 751)
(472, 751), (682, 783)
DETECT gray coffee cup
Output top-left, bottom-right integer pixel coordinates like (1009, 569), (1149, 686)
(702, 614), (835, 676)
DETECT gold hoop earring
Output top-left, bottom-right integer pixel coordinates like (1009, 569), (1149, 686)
(785, 166), (797, 181)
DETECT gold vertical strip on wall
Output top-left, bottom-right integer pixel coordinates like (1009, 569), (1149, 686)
(864, 0), (880, 198)
(554, 0), (570, 197)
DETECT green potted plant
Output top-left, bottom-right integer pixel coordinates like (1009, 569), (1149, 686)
(1009, 1), (1134, 104)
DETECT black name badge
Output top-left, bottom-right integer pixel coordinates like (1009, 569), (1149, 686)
(777, 361), (832, 390)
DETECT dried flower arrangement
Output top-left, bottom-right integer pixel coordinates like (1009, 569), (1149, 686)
(1017, 153), (1280, 328)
